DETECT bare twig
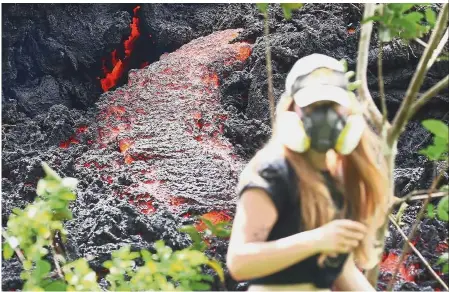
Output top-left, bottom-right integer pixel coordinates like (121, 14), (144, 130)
(1, 228), (26, 264)
(393, 191), (447, 206)
(407, 75), (449, 121)
(388, 3), (449, 146)
(263, 9), (275, 128)
(386, 171), (445, 291)
(356, 3), (385, 132)
(50, 240), (64, 279)
(388, 214), (449, 290)
(414, 38), (429, 48)
(428, 28), (449, 70)
(378, 41), (388, 126)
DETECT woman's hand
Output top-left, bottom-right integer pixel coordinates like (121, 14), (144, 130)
(313, 219), (367, 254)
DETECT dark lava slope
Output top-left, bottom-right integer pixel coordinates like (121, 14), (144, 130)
(2, 3), (448, 291)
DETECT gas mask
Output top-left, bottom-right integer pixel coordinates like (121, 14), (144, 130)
(301, 104), (346, 153)
(276, 54), (367, 155)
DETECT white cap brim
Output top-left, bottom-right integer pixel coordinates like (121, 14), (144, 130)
(292, 85), (352, 108)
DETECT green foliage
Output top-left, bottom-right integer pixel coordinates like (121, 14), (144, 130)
(437, 252), (449, 274)
(363, 3), (436, 42)
(396, 202), (409, 225)
(2, 163), (225, 291)
(280, 3), (304, 20)
(3, 162), (78, 290)
(256, 3), (303, 19)
(62, 259), (100, 291)
(102, 242), (222, 291)
(419, 119), (448, 161)
(256, 3), (269, 14)
(200, 217), (232, 239)
(436, 195), (448, 221)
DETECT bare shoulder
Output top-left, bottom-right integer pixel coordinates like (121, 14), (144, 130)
(229, 188), (278, 244)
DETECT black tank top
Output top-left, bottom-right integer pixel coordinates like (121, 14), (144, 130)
(236, 156), (349, 289)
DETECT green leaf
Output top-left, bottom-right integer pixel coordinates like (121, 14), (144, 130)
(179, 225), (203, 245)
(59, 191), (76, 201)
(403, 11), (424, 23)
(2, 243), (14, 260)
(53, 208), (73, 221)
(437, 196), (449, 221)
(214, 229), (231, 238)
(256, 3), (269, 14)
(34, 260), (51, 280)
(379, 26), (393, 42)
(207, 259), (224, 282)
(419, 144), (447, 161)
(443, 263), (449, 274)
(388, 4), (415, 13)
(436, 252), (448, 265)
(190, 282), (211, 290)
(280, 3), (303, 20)
(41, 162), (61, 181)
(43, 280), (67, 291)
(347, 80), (362, 91)
(61, 178), (78, 190)
(427, 204), (435, 219)
(361, 15), (382, 24)
(440, 185), (449, 192)
(201, 217), (215, 231)
(422, 119), (449, 141)
(36, 180), (47, 197)
(425, 8), (436, 26)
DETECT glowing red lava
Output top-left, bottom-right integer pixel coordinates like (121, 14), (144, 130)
(380, 253), (418, 282)
(100, 6), (141, 92)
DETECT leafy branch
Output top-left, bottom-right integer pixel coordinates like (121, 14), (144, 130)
(2, 163), (226, 291)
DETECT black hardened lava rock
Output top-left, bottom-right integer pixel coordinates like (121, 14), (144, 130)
(2, 3), (448, 291)
(2, 3), (131, 115)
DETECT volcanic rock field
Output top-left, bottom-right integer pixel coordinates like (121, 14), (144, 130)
(2, 3), (448, 291)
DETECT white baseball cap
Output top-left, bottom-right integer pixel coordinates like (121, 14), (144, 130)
(285, 54), (352, 108)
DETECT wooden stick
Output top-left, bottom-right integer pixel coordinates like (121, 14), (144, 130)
(388, 214), (448, 290)
(356, 3), (385, 132)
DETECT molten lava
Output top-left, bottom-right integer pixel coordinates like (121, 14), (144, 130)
(380, 252), (418, 282)
(100, 6), (141, 92)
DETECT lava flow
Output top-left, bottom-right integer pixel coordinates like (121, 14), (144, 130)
(100, 6), (142, 92)
(72, 29), (251, 227)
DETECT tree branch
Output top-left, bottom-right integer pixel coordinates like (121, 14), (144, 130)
(2, 228), (26, 264)
(393, 191), (447, 206)
(414, 38), (428, 48)
(378, 41), (388, 126)
(263, 9), (275, 128)
(50, 239), (64, 279)
(388, 214), (449, 290)
(356, 3), (385, 132)
(386, 171), (445, 290)
(407, 75), (449, 121)
(428, 28), (449, 70)
(388, 3), (449, 146)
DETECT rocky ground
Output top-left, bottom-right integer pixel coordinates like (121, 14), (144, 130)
(2, 3), (448, 291)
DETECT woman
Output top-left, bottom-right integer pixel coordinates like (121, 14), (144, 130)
(226, 54), (390, 291)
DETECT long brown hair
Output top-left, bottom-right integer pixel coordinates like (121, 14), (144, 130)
(239, 93), (389, 269)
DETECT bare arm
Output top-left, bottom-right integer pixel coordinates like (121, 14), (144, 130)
(334, 253), (375, 291)
(226, 188), (322, 281)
